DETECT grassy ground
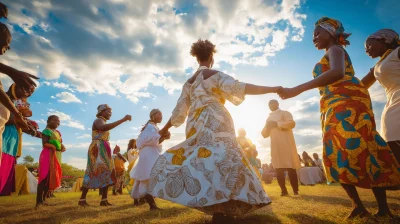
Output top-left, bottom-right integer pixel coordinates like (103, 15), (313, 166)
(0, 182), (399, 224)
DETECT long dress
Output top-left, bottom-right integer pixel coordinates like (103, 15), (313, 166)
(0, 98), (10, 166)
(112, 154), (125, 192)
(125, 148), (139, 193)
(265, 109), (301, 169)
(82, 129), (115, 189)
(313, 46), (400, 188)
(38, 128), (63, 190)
(148, 67), (271, 216)
(130, 123), (162, 199)
(373, 47), (400, 142)
(0, 124), (21, 195)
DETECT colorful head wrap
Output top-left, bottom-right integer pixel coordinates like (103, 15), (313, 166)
(367, 29), (400, 49)
(315, 17), (351, 46)
(96, 104), (111, 117)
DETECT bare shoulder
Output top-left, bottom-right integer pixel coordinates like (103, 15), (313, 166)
(328, 45), (345, 55)
(93, 118), (105, 129)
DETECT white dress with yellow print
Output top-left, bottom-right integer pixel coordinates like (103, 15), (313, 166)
(148, 66), (271, 216)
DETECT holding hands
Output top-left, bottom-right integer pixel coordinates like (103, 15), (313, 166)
(159, 128), (171, 141)
(277, 87), (302, 100)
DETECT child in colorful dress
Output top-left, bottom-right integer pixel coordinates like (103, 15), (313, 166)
(35, 115), (66, 208)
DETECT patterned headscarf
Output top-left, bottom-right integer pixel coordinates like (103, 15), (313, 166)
(367, 29), (400, 49)
(315, 17), (351, 46)
(96, 104), (111, 117)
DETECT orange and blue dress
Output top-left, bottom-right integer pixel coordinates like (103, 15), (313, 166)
(313, 46), (400, 188)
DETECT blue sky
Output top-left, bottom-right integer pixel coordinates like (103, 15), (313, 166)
(1, 0), (398, 169)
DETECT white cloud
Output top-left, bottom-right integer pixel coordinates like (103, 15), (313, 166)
(294, 129), (322, 137)
(53, 92), (82, 104)
(4, 0), (306, 103)
(64, 142), (90, 149)
(77, 134), (91, 139)
(47, 109), (85, 130)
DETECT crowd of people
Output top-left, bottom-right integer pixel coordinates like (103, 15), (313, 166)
(0, 2), (399, 222)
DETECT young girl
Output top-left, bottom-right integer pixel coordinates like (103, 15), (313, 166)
(130, 109), (167, 210)
(112, 145), (127, 195)
(36, 115), (65, 208)
(0, 83), (37, 196)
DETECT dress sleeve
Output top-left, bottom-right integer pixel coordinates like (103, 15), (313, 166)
(278, 111), (296, 130)
(136, 124), (161, 149)
(217, 72), (246, 105)
(170, 82), (191, 127)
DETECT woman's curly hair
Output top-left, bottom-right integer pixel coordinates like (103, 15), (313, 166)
(190, 39), (216, 61)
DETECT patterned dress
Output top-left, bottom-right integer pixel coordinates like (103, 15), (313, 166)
(313, 46), (400, 188)
(148, 67), (271, 216)
(82, 129), (115, 189)
(39, 128), (63, 190)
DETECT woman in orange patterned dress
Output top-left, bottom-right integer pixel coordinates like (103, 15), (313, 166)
(278, 17), (400, 219)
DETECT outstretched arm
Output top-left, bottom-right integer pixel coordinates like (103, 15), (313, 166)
(279, 45), (345, 99)
(245, 84), (282, 95)
(361, 68), (376, 89)
(93, 115), (131, 131)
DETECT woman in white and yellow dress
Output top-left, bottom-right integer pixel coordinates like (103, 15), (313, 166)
(125, 139), (138, 192)
(149, 39), (280, 223)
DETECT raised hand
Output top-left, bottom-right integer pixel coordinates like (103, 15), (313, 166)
(278, 87), (302, 100)
(123, 115), (132, 122)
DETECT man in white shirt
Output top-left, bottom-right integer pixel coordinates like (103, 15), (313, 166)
(262, 100), (301, 196)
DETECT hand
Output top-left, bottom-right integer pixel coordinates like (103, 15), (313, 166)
(159, 128), (169, 137)
(61, 144), (66, 152)
(278, 87), (302, 100)
(14, 114), (29, 130)
(266, 121), (278, 129)
(272, 86), (283, 93)
(123, 115), (132, 122)
(8, 69), (39, 93)
(0, 3), (7, 19)
(163, 131), (171, 140)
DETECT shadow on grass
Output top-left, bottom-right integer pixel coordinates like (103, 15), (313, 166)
(9, 203), (149, 224)
(100, 207), (194, 224)
(286, 213), (336, 224)
(290, 194), (399, 210)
